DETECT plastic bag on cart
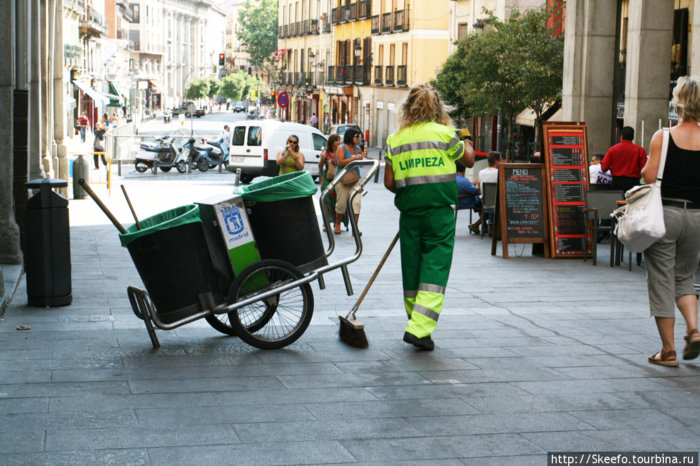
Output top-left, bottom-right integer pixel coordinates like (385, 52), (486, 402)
(234, 170), (317, 202)
(119, 204), (202, 247)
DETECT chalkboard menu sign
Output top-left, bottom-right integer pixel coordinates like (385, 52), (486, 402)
(542, 122), (591, 258)
(491, 163), (549, 259)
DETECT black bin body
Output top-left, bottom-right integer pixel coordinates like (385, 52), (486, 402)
(25, 179), (71, 307)
(126, 222), (221, 323)
(248, 196), (327, 273)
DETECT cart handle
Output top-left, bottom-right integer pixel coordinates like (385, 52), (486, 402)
(319, 158), (378, 260)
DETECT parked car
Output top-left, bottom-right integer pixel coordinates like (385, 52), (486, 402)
(226, 120), (327, 183)
(233, 101), (245, 113)
(171, 101), (205, 118)
(327, 123), (364, 146)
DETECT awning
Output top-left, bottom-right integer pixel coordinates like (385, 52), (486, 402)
(270, 48), (291, 61)
(149, 79), (161, 92)
(515, 102), (562, 127)
(108, 81), (126, 107)
(73, 80), (111, 106)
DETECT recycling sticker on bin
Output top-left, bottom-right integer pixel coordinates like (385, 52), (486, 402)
(197, 195), (261, 276)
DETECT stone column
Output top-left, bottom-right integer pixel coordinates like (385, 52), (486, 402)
(692, 2), (700, 75)
(0, 0), (21, 264)
(624, 0), (674, 150)
(41, 0), (54, 178)
(561, 0), (619, 156)
(30, 0), (44, 182)
(53, 0), (67, 197)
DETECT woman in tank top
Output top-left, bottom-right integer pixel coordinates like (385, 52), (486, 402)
(276, 134), (305, 175)
(642, 75), (700, 367)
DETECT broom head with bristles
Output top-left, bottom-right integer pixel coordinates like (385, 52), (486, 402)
(339, 315), (369, 348)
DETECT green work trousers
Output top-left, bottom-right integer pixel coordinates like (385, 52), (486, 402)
(399, 206), (455, 338)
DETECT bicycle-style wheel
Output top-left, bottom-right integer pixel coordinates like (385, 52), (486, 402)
(227, 260), (313, 349)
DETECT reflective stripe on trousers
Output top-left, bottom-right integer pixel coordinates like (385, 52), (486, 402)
(399, 207), (455, 338)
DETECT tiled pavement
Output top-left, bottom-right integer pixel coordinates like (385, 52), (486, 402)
(1, 163), (699, 465)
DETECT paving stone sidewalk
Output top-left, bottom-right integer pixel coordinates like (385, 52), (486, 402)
(1, 167), (699, 465)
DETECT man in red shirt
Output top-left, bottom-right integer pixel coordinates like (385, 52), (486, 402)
(601, 126), (647, 192)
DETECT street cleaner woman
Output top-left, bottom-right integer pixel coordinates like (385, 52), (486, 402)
(384, 83), (475, 350)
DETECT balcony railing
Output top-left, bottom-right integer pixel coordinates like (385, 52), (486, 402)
(371, 15), (379, 34)
(359, 0), (371, 19)
(339, 65), (352, 84)
(381, 12), (392, 33)
(303, 19), (310, 35)
(374, 65), (383, 85)
(327, 66), (336, 84)
(385, 65), (394, 86)
(315, 72), (325, 86)
(394, 9), (409, 32)
(283, 24), (288, 37)
(311, 20), (320, 34)
(397, 65), (407, 86)
(324, 20), (331, 33)
(278, 25), (283, 37)
(66, 0), (85, 15)
(349, 3), (357, 22)
(331, 7), (339, 24)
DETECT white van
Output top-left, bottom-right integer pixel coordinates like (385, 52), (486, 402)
(226, 120), (327, 183)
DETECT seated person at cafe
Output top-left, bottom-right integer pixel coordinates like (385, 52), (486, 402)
(589, 153), (612, 185)
(478, 151), (502, 193)
(456, 161), (482, 235)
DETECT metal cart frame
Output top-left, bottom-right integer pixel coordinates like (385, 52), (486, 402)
(127, 159), (379, 349)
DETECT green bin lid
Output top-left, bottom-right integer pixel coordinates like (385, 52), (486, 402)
(234, 170), (317, 202)
(119, 204), (201, 247)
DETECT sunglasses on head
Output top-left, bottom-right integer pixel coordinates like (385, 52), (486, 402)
(288, 139), (298, 144)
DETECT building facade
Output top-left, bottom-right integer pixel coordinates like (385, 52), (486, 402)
(275, 0), (333, 127)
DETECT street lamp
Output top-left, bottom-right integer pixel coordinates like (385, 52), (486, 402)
(309, 51), (316, 86)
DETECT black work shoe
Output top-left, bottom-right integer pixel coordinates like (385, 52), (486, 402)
(403, 332), (435, 351)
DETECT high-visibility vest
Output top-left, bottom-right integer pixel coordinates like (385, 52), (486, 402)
(386, 122), (464, 213)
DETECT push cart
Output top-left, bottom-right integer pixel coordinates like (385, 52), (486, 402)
(127, 159), (379, 350)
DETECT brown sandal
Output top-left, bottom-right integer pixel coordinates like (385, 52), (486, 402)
(648, 349), (679, 367)
(683, 329), (700, 361)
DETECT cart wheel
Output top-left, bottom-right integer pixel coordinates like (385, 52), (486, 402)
(204, 313), (238, 336)
(227, 259), (313, 349)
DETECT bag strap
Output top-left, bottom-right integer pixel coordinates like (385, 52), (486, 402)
(655, 128), (669, 186)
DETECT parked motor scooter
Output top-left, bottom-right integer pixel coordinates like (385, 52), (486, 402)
(191, 138), (229, 172)
(135, 136), (187, 173)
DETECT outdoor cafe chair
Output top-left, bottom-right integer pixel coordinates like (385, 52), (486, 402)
(480, 182), (498, 239)
(582, 190), (625, 266)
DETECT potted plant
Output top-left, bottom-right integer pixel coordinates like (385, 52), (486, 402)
(320, 12), (328, 21)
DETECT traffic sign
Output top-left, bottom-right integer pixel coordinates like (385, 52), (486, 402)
(277, 91), (289, 108)
(250, 89), (259, 100)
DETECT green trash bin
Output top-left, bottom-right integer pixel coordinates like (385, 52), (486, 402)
(235, 171), (327, 273)
(119, 205), (222, 323)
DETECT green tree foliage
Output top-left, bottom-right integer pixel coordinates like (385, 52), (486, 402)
(237, 0), (278, 68)
(218, 71), (264, 102)
(185, 78), (209, 100)
(434, 6), (563, 149)
(206, 77), (220, 99)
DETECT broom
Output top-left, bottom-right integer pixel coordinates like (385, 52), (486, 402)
(339, 232), (400, 348)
